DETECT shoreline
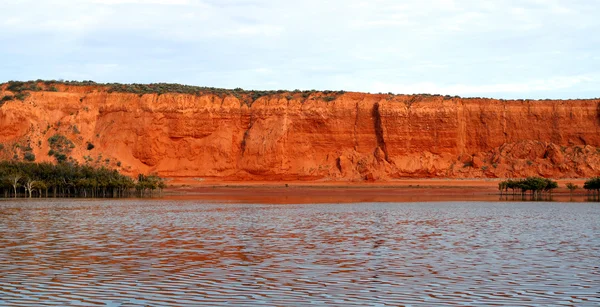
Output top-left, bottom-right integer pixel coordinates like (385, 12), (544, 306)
(162, 178), (592, 204)
(165, 178), (587, 192)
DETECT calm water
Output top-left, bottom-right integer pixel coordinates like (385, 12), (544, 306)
(0, 200), (599, 306)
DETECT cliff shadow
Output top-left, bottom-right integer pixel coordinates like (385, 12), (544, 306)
(372, 102), (390, 162)
(597, 102), (600, 125)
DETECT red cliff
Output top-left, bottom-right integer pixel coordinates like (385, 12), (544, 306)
(1, 83), (600, 181)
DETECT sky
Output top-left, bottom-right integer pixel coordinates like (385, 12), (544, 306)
(0, 0), (599, 99)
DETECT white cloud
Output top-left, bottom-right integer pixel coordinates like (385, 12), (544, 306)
(91, 0), (190, 4)
(370, 75), (596, 96)
(0, 0), (598, 98)
(230, 25), (284, 36)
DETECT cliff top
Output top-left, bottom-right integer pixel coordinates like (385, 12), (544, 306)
(2, 80), (598, 104)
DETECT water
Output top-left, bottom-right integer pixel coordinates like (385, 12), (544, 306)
(0, 199), (599, 306)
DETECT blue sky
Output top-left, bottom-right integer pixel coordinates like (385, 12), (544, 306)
(1, 0), (599, 98)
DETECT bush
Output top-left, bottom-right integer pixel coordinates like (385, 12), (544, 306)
(14, 92), (29, 101)
(499, 177), (558, 197)
(23, 152), (36, 162)
(566, 182), (578, 193)
(7, 81), (25, 92)
(86, 142), (95, 150)
(584, 177), (600, 192)
(1, 95), (14, 103)
(48, 134), (74, 163)
(0, 160), (160, 198)
(28, 84), (42, 91)
(55, 154), (67, 163)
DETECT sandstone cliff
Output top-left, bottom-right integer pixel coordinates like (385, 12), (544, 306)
(1, 82), (600, 181)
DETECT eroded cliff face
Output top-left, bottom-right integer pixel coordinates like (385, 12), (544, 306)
(1, 84), (600, 180)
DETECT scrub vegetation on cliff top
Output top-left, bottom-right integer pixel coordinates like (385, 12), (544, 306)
(0, 80), (350, 106)
(2, 80), (599, 106)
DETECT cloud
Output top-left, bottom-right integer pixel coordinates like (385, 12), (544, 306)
(91, 0), (190, 4)
(370, 75), (596, 96)
(0, 0), (598, 99)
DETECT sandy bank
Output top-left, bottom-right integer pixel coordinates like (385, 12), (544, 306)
(161, 178), (590, 204)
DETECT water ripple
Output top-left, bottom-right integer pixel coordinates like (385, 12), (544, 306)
(0, 200), (599, 306)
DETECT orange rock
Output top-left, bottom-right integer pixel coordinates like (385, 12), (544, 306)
(1, 85), (600, 180)
(545, 143), (565, 165)
(472, 156), (484, 169)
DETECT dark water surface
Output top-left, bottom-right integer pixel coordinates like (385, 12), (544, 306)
(0, 200), (599, 306)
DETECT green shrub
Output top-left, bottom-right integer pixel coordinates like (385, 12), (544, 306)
(584, 177), (600, 192)
(23, 152), (36, 162)
(7, 81), (25, 92)
(55, 154), (67, 163)
(48, 134), (74, 163)
(499, 177), (558, 196)
(0, 160), (163, 198)
(1, 95), (14, 103)
(3, 80), (349, 107)
(14, 92), (29, 101)
(28, 84), (42, 91)
(86, 142), (95, 150)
